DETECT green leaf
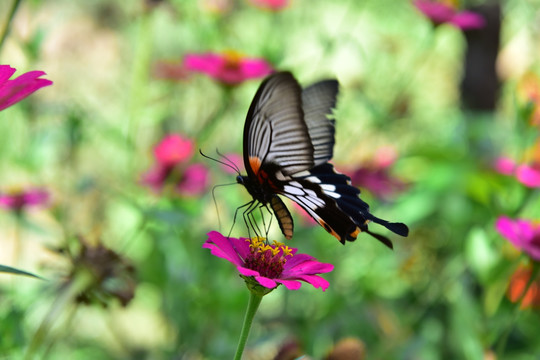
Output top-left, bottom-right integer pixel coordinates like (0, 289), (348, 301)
(0, 264), (43, 280)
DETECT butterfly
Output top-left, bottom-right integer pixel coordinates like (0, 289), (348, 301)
(236, 71), (409, 248)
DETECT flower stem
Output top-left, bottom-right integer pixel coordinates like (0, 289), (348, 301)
(233, 291), (263, 360)
(0, 0), (22, 51)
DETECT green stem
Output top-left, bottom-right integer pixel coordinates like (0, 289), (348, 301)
(233, 291), (263, 360)
(24, 269), (94, 360)
(495, 261), (540, 356)
(0, 0), (22, 51)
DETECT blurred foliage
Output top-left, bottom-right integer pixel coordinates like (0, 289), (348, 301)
(1, 0), (540, 359)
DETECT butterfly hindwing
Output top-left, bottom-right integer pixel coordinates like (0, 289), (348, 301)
(302, 80), (339, 165)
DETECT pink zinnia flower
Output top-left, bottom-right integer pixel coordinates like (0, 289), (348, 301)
(414, 0), (486, 30)
(184, 51), (273, 85)
(494, 157), (516, 176)
(0, 65), (53, 111)
(248, 0), (289, 11)
(496, 216), (540, 261)
(494, 156), (540, 188)
(154, 134), (194, 166)
(0, 188), (49, 212)
(141, 134), (209, 196)
(176, 163), (210, 196)
(203, 231), (333, 291)
(516, 164), (540, 188)
(346, 148), (407, 199)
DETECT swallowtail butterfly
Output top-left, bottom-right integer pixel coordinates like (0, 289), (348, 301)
(236, 71), (409, 247)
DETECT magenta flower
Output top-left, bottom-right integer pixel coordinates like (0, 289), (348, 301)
(176, 163), (210, 196)
(516, 164), (540, 188)
(346, 148), (407, 199)
(0, 188), (49, 212)
(414, 0), (486, 30)
(154, 134), (194, 165)
(248, 0), (289, 11)
(203, 231), (333, 291)
(494, 156), (516, 176)
(0, 65), (53, 111)
(184, 51), (273, 85)
(496, 216), (540, 261)
(141, 134), (209, 196)
(494, 156), (540, 188)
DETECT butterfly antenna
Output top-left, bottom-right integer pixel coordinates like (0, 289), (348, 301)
(216, 149), (241, 175)
(199, 149), (241, 175)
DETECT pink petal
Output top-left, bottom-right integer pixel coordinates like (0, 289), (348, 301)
(141, 164), (170, 192)
(237, 266), (260, 277)
(451, 11), (486, 30)
(22, 189), (49, 206)
(254, 275), (278, 289)
(177, 163), (209, 196)
(154, 134), (194, 165)
(494, 157), (516, 176)
(292, 274), (330, 291)
(0, 68), (53, 111)
(414, 0), (454, 23)
(0, 194), (16, 208)
(249, 0), (289, 11)
(516, 164), (540, 188)
(0, 65), (16, 85)
(275, 279), (302, 290)
(203, 231), (245, 266)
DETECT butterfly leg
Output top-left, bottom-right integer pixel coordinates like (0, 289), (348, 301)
(231, 200), (255, 238)
(243, 200), (262, 239)
(258, 203), (274, 241)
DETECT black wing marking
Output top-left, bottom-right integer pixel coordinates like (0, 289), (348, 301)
(243, 72), (314, 178)
(302, 80), (339, 166)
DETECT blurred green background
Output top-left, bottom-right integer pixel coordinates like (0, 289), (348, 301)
(1, 0), (540, 359)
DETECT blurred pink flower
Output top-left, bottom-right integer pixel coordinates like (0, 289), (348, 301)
(248, 0), (289, 11)
(414, 0), (486, 30)
(142, 134), (209, 196)
(494, 156), (540, 188)
(346, 148), (407, 199)
(516, 164), (540, 188)
(0, 65), (53, 111)
(184, 51), (273, 85)
(176, 163), (210, 196)
(494, 157), (516, 176)
(203, 231), (333, 291)
(496, 216), (540, 261)
(154, 134), (194, 166)
(0, 188), (49, 211)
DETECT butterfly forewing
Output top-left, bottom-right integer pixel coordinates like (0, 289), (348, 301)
(244, 72), (314, 178)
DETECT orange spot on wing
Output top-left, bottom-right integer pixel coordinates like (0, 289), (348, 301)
(249, 156), (262, 175)
(349, 227), (361, 239)
(318, 219), (342, 243)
